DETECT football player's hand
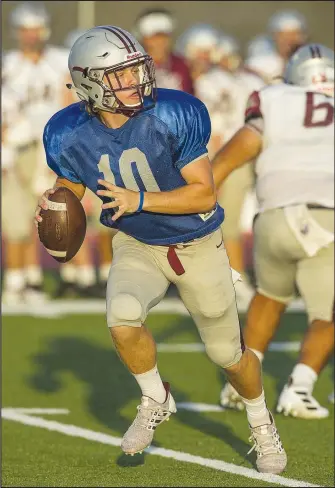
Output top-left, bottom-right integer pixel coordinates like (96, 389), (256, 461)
(34, 188), (56, 226)
(97, 179), (141, 221)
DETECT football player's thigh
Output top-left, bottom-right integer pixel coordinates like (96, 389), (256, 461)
(297, 210), (334, 322)
(2, 169), (32, 241)
(176, 229), (243, 367)
(218, 162), (254, 239)
(254, 210), (300, 303)
(106, 232), (169, 327)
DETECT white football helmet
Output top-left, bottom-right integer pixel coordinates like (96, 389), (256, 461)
(134, 8), (175, 39)
(268, 10), (307, 33)
(10, 1), (50, 41)
(68, 26), (156, 116)
(64, 29), (87, 51)
(175, 23), (220, 61)
(284, 43), (334, 95)
(247, 35), (276, 58)
(212, 33), (241, 70)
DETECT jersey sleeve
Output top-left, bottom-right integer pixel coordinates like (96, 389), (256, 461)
(174, 103), (211, 171)
(43, 122), (82, 183)
(244, 90), (264, 134)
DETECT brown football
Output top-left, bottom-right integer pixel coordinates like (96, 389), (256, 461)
(38, 187), (87, 263)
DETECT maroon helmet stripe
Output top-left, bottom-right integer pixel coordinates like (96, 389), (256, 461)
(73, 66), (85, 73)
(98, 26), (132, 53)
(310, 45), (322, 58)
(111, 26), (137, 52)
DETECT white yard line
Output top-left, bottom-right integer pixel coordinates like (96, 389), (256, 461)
(5, 408), (70, 415)
(157, 341), (301, 353)
(2, 408), (320, 488)
(176, 402), (226, 412)
(2, 297), (305, 317)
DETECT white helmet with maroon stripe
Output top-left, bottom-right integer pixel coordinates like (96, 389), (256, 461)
(68, 26), (156, 115)
(284, 43), (334, 95)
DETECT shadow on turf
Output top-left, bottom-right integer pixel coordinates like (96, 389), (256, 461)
(28, 329), (253, 467)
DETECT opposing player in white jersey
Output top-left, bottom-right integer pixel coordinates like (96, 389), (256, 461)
(212, 44), (334, 419)
(2, 1), (71, 304)
(195, 33), (265, 308)
(244, 34), (283, 84)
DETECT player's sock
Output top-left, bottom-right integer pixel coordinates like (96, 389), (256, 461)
(289, 363), (317, 391)
(99, 263), (111, 283)
(250, 348), (264, 363)
(242, 390), (271, 427)
(76, 265), (96, 287)
(4, 269), (25, 292)
(132, 364), (167, 403)
(60, 264), (77, 283)
(25, 265), (43, 287)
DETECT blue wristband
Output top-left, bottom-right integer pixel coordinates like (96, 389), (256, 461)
(136, 191), (144, 213)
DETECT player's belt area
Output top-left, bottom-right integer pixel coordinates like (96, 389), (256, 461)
(165, 234), (212, 276)
(167, 246), (186, 276)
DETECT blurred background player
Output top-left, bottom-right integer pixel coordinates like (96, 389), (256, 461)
(195, 32), (265, 308)
(267, 10), (309, 79)
(134, 8), (193, 94)
(175, 23), (219, 85)
(2, 1), (71, 304)
(244, 34), (283, 84)
(212, 43), (334, 418)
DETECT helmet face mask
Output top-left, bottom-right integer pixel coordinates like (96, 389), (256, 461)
(69, 26), (157, 117)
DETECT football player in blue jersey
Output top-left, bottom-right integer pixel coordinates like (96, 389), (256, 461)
(34, 26), (286, 473)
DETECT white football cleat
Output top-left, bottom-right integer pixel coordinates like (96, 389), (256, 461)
(276, 384), (329, 419)
(23, 285), (49, 304)
(121, 382), (177, 455)
(328, 391), (334, 404)
(220, 382), (245, 411)
(248, 411), (287, 474)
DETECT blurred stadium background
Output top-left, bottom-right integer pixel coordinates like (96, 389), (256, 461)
(2, 2), (334, 487)
(2, 1), (334, 49)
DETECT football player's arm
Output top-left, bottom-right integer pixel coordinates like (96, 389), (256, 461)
(97, 155), (216, 220)
(54, 177), (86, 200)
(211, 125), (262, 189)
(143, 155), (216, 214)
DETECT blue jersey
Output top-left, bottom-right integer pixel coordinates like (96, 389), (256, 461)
(43, 88), (224, 245)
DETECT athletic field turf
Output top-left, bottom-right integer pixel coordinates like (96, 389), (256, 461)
(2, 302), (334, 487)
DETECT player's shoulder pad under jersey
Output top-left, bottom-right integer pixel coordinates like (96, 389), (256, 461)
(43, 102), (90, 157)
(259, 83), (292, 102)
(245, 83), (290, 122)
(152, 88), (210, 139)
